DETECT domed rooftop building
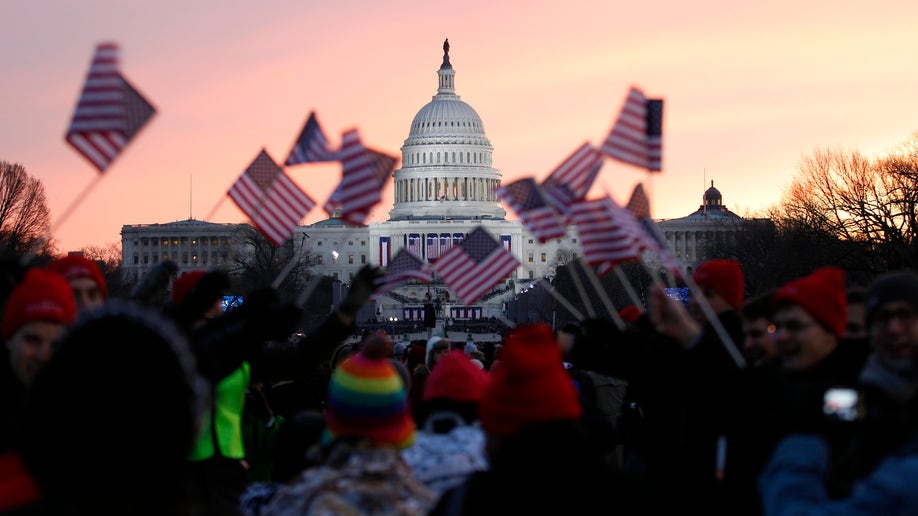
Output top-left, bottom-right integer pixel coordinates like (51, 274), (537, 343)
(389, 39), (505, 221)
(292, 41), (577, 329)
(656, 180), (758, 270)
(681, 181), (742, 220)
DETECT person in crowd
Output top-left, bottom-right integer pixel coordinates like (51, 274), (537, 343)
(46, 253), (107, 313)
(260, 334), (436, 515)
(564, 317), (631, 470)
(432, 323), (665, 515)
(846, 285), (870, 341)
(758, 432), (918, 515)
(723, 266), (869, 515)
(0, 269), (77, 512)
(644, 258), (747, 513)
(790, 269), (918, 501)
(402, 349), (490, 496)
(237, 410), (327, 516)
(172, 265), (382, 515)
(740, 290), (779, 368)
(408, 336), (450, 420)
(21, 300), (208, 515)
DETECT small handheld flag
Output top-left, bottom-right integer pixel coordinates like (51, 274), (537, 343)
(65, 43), (156, 173)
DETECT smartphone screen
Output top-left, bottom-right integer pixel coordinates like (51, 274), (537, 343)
(823, 388), (863, 422)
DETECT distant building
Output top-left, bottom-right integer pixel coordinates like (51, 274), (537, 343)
(120, 44), (769, 324)
(120, 220), (248, 284)
(656, 181), (771, 272)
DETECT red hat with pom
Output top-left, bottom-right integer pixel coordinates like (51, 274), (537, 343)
(423, 350), (490, 403)
(479, 323), (581, 438)
(47, 254), (107, 299)
(693, 259), (745, 309)
(774, 266), (847, 339)
(3, 269), (77, 340)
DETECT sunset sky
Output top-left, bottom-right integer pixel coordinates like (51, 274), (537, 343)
(3, 0), (917, 253)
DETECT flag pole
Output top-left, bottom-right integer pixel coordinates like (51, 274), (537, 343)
(539, 279), (585, 321)
(577, 258), (625, 330)
(567, 261), (596, 319)
(271, 233), (308, 290)
(203, 195), (228, 223)
(21, 174), (105, 266)
(682, 274), (748, 369)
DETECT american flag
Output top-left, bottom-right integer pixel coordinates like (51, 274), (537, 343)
(374, 249), (429, 296)
(407, 234), (421, 256)
(426, 234), (439, 262)
(65, 43), (155, 173)
(600, 87), (663, 172)
(284, 111), (338, 165)
(541, 142), (604, 214)
(497, 178), (566, 243)
(625, 183), (682, 278)
(228, 149), (315, 247)
(570, 197), (643, 269)
(433, 227), (519, 304)
(323, 129), (397, 225)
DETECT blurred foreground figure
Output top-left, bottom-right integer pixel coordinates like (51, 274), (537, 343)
(21, 300), (207, 515)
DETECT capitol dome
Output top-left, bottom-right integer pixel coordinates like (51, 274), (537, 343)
(388, 40), (505, 221)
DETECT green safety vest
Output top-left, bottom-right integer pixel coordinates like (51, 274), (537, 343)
(188, 362), (250, 461)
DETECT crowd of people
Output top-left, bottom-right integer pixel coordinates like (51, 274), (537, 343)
(1, 252), (918, 515)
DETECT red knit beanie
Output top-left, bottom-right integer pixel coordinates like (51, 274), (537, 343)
(3, 269), (77, 340)
(774, 266), (847, 339)
(693, 259), (745, 309)
(171, 271), (207, 304)
(479, 323), (582, 438)
(47, 254), (107, 299)
(423, 350), (490, 403)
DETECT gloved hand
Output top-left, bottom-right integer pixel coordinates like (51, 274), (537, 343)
(339, 265), (384, 318)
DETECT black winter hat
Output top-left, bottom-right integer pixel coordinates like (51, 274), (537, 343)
(866, 269), (918, 322)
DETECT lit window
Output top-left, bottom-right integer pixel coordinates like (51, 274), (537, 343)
(541, 253), (547, 262)
(162, 239), (169, 247)
(528, 253), (534, 263)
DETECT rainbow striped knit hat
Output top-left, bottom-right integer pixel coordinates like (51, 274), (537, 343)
(323, 338), (415, 449)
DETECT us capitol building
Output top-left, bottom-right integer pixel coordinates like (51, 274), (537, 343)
(121, 41), (762, 323)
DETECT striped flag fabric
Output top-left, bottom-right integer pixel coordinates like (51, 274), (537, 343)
(228, 149), (316, 246)
(284, 111), (339, 166)
(407, 233), (421, 256)
(374, 249), (429, 296)
(626, 183), (651, 219)
(498, 177), (567, 243)
(433, 227), (520, 304)
(323, 130), (397, 225)
(65, 43), (155, 173)
(570, 197), (643, 269)
(625, 183), (682, 278)
(426, 234), (439, 262)
(541, 142), (604, 214)
(600, 87), (663, 172)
